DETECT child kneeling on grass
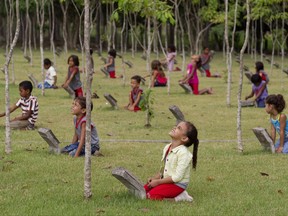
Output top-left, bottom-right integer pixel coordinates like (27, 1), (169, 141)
(61, 97), (101, 157)
(125, 75), (143, 112)
(145, 121), (199, 201)
(0, 80), (38, 130)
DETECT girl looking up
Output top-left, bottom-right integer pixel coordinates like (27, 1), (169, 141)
(265, 94), (288, 154)
(145, 121), (199, 201)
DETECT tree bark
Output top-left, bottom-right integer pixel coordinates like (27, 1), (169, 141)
(84, 0), (92, 199)
(237, 0), (250, 152)
(4, 0), (20, 154)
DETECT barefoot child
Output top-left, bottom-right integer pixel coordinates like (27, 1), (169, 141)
(265, 94), (288, 154)
(61, 97), (100, 157)
(145, 121), (199, 201)
(62, 55), (83, 97)
(245, 74), (268, 108)
(0, 81), (38, 130)
(104, 49), (117, 78)
(125, 75), (143, 112)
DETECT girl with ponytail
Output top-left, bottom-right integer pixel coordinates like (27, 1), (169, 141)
(144, 121), (199, 202)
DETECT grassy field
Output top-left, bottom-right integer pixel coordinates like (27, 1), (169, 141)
(0, 49), (288, 215)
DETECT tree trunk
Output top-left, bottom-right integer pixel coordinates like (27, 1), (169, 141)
(4, 0), (20, 154)
(49, 0), (56, 66)
(60, 1), (69, 53)
(84, 0), (92, 199)
(237, 0), (250, 152)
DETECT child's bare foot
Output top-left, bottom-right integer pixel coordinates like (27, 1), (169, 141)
(208, 87), (213, 94)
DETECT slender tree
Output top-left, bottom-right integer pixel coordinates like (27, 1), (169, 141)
(4, 0), (20, 154)
(84, 0), (93, 199)
(237, 0), (250, 152)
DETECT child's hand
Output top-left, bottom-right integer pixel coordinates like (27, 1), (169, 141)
(128, 105), (134, 111)
(62, 83), (68, 88)
(276, 146), (283, 153)
(148, 179), (160, 188)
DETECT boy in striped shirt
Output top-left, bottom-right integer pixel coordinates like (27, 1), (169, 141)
(0, 80), (38, 130)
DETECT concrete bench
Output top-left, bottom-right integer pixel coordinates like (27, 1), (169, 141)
(252, 127), (275, 153)
(24, 55), (31, 63)
(140, 77), (146, 85)
(124, 60), (133, 68)
(38, 128), (60, 154)
(179, 83), (192, 94)
(63, 86), (75, 99)
(169, 105), (185, 124)
(265, 58), (271, 64)
(99, 56), (107, 64)
(28, 74), (38, 87)
(101, 67), (109, 77)
(104, 93), (118, 109)
(240, 100), (255, 107)
(112, 167), (146, 199)
(283, 69), (288, 75)
(243, 65), (249, 71)
(244, 71), (253, 82)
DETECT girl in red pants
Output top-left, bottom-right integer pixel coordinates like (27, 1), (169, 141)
(144, 121), (199, 201)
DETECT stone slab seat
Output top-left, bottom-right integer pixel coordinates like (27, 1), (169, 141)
(101, 67), (109, 77)
(38, 128), (60, 154)
(179, 83), (192, 94)
(28, 74), (38, 87)
(240, 100), (256, 107)
(112, 167), (146, 199)
(244, 71), (253, 82)
(169, 105), (185, 124)
(63, 86), (75, 99)
(252, 127), (275, 153)
(104, 93), (118, 109)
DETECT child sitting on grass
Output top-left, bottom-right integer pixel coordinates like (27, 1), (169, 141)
(145, 121), (199, 201)
(144, 60), (167, 87)
(125, 75), (143, 112)
(37, 58), (58, 89)
(255, 61), (269, 84)
(0, 80), (38, 130)
(265, 94), (288, 153)
(61, 97), (101, 157)
(245, 74), (268, 108)
(104, 49), (118, 78)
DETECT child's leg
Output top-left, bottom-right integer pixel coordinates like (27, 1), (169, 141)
(145, 184), (184, 200)
(275, 139), (288, 154)
(199, 87), (213, 95)
(10, 120), (29, 129)
(61, 142), (79, 154)
(256, 99), (265, 108)
(205, 69), (211, 77)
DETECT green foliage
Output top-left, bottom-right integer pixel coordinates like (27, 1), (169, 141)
(112, 0), (175, 24)
(139, 89), (154, 127)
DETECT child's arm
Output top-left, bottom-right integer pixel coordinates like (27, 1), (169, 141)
(0, 104), (19, 118)
(277, 114), (287, 153)
(147, 176), (174, 188)
(74, 122), (86, 157)
(104, 57), (113, 69)
(254, 84), (266, 101)
(245, 90), (255, 100)
(63, 67), (78, 88)
(271, 123), (276, 144)
(150, 71), (157, 87)
(53, 75), (57, 86)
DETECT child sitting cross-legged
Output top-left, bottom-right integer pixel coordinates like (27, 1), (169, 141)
(0, 80), (38, 130)
(61, 97), (101, 157)
(145, 121), (199, 202)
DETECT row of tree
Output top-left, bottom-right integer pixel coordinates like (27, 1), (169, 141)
(1, 0), (288, 57)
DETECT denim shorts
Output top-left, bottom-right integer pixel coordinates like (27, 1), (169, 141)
(61, 142), (98, 157)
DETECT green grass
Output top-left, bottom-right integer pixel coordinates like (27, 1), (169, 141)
(1, 49), (288, 215)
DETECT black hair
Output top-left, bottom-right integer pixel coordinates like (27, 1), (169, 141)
(255, 61), (264, 72)
(183, 121), (199, 169)
(168, 44), (176, 53)
(251, 74), (262, 84)
(43, 58), (52, 66)
(19, 80), (33, 93)
(90, 48), (93, 55)
(151, 60), (162, 70)
(67, 55), (80, 66)
(131, 75), (141, 84)
(108, 49), (117, 58)
(266, 94), (286, 113)
(75, 96), (93, 112)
